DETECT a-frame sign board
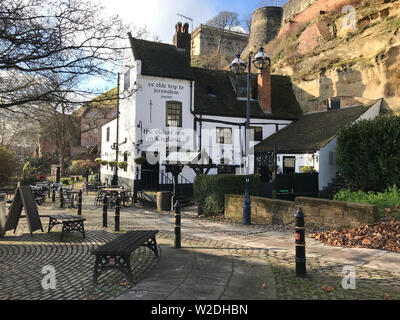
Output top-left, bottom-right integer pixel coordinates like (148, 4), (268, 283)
(4, 186), (44, 236)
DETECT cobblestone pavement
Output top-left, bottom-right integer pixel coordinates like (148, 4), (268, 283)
(1, 192), (400, 300)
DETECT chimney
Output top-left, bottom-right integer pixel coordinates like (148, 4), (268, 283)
(258, 66), (271, 113)
(173, 22), (191, 62)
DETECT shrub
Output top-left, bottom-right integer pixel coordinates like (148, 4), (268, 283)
(336, 116), (400, 192)
(0, 147), (17, 187)
(334, 186), (400, 220)
(194, 174), (260, 216)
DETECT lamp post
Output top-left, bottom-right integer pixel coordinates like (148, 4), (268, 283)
(230, 47), (270, 225)
(111, 73), (120, 186)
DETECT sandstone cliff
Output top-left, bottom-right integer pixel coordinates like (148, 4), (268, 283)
(259, 0), (400, 114)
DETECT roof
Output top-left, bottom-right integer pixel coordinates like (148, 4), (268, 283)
(128, 34), (194, 81)
(254, 102), (379, 154)
(127, 36), (302, 120)
(192, 67), (302, 120)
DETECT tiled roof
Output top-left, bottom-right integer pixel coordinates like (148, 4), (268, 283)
(192, 67), (302, 120)
(254, 103), (379, 154)
(128, 35), (194, 81)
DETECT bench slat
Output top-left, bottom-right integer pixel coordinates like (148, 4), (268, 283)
(92, 230), (158, 255)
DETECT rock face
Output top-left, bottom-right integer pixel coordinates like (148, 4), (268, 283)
(257, 0), (400, 114)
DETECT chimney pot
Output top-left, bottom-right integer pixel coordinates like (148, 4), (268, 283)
(176, 22), (182, 33)
(182, 23), (189, 33)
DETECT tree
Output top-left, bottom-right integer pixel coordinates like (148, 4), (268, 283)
(0, 0), (147, 111)
(0, 146), (17, 186)
(336, 116), (400, 192)
(206, 11), (242, 55)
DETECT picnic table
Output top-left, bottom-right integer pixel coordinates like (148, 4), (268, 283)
(63, 189), (80, 208)
(91, 230), (159, 285)
(47, 214), (86, 241)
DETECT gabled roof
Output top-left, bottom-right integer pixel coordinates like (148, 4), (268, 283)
(254, 101), (380, 154)
(128, 34), (194, 81)
(192, 68), (302, 120)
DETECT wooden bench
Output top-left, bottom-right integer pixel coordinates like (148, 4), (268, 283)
(47, 214), (86, 241)
(91, 230), (159, 285)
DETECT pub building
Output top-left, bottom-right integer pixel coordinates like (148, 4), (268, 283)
(100, 22), (302, 193)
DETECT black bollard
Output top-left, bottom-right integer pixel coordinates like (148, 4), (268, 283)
(52, 185), (55, 203)
(77, 190), (82, 216)
(114, 196), (120, 232)
(102, 194), (108, 228)
(174, 200), (181, 248)
(295, 207), (306, 277)
(60, 187), (64, 208)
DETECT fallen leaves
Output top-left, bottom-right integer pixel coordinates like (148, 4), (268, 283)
(308, 219), (400, 253)
(321, 285), (334, 292)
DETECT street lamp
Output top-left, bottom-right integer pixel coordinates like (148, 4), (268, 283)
(230, 47), (270, 225)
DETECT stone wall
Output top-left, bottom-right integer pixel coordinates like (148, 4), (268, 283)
(225, 194), (378, 229)
(282, 0), (318, 24)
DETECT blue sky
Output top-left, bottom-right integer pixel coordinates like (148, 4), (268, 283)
(84, 0), (289, 94)
(100, 0), (289, 43)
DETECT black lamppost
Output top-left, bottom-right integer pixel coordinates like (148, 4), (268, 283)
(230, 47), (270, 225)
(111, 73), (120, 186)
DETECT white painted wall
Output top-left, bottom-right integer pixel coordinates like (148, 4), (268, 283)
(100, 41), (296, 187)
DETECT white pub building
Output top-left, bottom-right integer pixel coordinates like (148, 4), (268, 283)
(100, 22), (302, 193)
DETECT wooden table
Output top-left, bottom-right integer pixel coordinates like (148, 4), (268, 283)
(47, 214), (86, 241)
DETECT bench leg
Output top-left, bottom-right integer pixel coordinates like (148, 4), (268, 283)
(144, 235), (159, 257)
(92, 254), (134, 286)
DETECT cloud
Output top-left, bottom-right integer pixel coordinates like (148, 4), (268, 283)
(99, 0), (218, 43)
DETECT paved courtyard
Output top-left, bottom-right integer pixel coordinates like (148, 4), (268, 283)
(0, 192), (400, 300)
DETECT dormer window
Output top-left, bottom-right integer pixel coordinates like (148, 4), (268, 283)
(206, 85), (216, 97)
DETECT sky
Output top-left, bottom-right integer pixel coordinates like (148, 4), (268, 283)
(83, 0), (289, 94)
(99, 0), (289, 44)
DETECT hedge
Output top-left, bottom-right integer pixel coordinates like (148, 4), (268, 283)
(336, 115), (400, 192)
(193, 174), (260, 216)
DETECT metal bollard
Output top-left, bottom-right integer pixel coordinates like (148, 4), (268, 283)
(60, 187), (64, 208)
(102, 194), (108, 228)
(52, 185), (55, 203)
(295, 207), (306, 277)
(77, 190), (82, 216)
(174, 200), (181, 248)
(114, 196), (120, 232)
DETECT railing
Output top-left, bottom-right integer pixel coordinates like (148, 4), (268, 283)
(160, 170), (192, 185)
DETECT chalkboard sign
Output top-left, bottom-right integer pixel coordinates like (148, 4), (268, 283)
(4, 187), (43, 236)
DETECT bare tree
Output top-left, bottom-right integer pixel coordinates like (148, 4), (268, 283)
(243, 13), (252, 34)
(0, 0), (147, 111)
(206, 11), (242, 55)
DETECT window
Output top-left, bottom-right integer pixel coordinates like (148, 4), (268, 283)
(250, 127), (263, 142)
(106, 127), (110, 142)
(124, 69), (130, 91)
(329, 151), (335, 165)
(85, 124), (90, 131)
(166, 101), (182, 127)
(85, 139), (89, 147)
(94, 139), (98, 146)
(216, 127), (232, 144)
(93, 127), (98, 134)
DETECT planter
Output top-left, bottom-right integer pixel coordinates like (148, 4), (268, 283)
(101, 160), (108, 166)
(108, 161), (117, 168)
(118, 161), (128, 169)
(94, 158), (102, 165)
